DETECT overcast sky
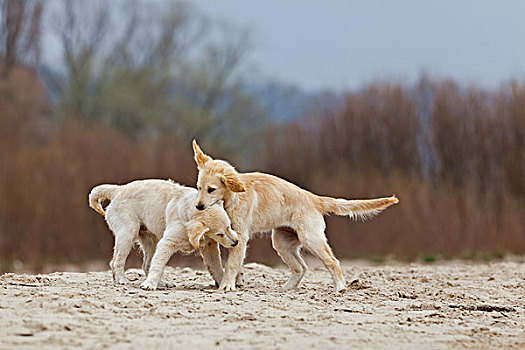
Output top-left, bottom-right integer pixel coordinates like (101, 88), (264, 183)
(195, 0), (525, 91)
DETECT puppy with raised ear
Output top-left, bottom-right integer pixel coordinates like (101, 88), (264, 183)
(192, 140), (399, 292)
(89, 179), (239, 289)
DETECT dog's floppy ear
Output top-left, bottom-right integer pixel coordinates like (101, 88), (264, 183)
(220, 173), (245, 192)
(187, 220), (210, 249)
(192, 139), (211, 169)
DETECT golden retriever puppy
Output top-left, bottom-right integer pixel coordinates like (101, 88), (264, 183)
(192, 140), (398, 292)
(89, 179), (239, 289)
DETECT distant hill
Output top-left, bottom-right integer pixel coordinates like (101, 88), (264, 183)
(242, 82), (310, 122)
(243, 82), (344, 122)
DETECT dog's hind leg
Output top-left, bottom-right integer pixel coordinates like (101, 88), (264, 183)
(138, 230), (156, 274)
(297, 217), (346, 292)
(272, 228), (308, 290)
(110, 224), (139, 285)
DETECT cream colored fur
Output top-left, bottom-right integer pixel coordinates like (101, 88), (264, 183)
(192, 140), (399, 292)
(88, 179), (239, 290)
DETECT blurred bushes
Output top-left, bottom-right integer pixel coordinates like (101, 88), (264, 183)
(257, 76), (524, 260)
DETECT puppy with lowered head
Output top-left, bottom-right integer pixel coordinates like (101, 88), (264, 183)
(89, 179), (239, 289)
(192, 140), (398, 292)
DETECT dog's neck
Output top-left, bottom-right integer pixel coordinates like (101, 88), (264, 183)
(223, 190), (240, 212)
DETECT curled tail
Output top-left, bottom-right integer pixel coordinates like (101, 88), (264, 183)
(316, 195), (399, 220)
(88, 184), (120, 216)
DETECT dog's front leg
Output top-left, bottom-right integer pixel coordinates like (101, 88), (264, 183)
(141, 224), (183, 291)
(219, 233), (248, 291)
(140, 236), (176, 290)
(199, 239), (223, 287)
(235, 267), (245, 288)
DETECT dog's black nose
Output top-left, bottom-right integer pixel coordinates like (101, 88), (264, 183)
(231, 240), (239, 247)
(196, 204), (204, 210)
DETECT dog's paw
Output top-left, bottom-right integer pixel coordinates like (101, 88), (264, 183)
(219, 280), (236, 292)
(281, 281), (298, 291)
(235, 273), (244, 288)
(114, 278), (131, 285)
(335, 283), (346, 293)
(158, 280), (175, 289)
(140, 279), (158, 291)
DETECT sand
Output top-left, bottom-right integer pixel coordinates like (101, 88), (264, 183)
(0, 259), (524, 349)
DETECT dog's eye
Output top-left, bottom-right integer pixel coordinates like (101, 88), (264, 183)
(208, 187), (216, 193)
(217, 233), (224, 237)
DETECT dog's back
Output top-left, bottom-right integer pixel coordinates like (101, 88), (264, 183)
(107, 180), (185, 235)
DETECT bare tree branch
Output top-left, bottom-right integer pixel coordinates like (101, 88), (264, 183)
(0, 0), (44, 78)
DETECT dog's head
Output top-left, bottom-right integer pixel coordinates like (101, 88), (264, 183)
(192, 140), (245, 210)
(187, 200), (239, 249)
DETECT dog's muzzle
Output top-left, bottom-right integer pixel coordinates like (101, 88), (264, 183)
(231, 240), (239, 247)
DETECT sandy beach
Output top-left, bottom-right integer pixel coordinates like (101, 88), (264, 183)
(1, 259), (523, 349)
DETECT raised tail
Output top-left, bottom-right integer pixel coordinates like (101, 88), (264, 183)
(316, 195), (399, 220)
(88, 184), (120, 216)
